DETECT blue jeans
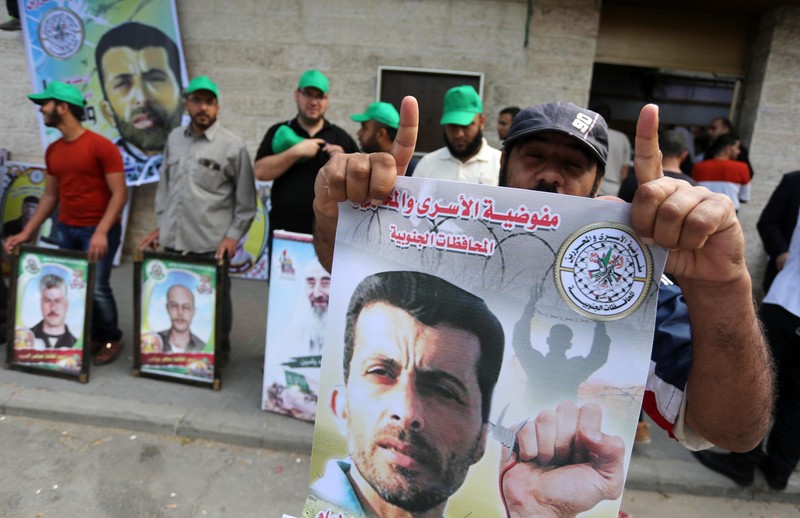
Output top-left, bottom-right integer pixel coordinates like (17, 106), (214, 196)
(57, 222), (122, 343)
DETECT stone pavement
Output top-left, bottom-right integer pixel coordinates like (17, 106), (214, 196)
(1, 261), (797, 505)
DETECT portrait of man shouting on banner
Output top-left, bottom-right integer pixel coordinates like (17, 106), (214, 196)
(311, 270), (624, 517)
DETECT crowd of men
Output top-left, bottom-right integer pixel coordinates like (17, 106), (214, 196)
(1, 55), (796, 514)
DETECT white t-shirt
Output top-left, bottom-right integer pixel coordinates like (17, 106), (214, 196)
(413, 138), (501, 186)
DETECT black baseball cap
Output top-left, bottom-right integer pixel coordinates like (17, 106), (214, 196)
(503, 102), (609, 165)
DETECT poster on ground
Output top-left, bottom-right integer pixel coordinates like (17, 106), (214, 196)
(6, 245), (94, 383)
(19, 0), (189, 186)
(262, 230), (327, 421)
(302, 176), (668, 518)
(133, 251), (222, 389)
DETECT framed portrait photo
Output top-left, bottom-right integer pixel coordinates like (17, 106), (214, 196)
(133, 251), (223, 389)
(5, 245), (94, 383)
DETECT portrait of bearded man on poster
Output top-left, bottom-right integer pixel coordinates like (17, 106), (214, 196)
(95, 22), (184, 184)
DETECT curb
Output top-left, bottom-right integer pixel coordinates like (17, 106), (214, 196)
(0, 383), (315, 454)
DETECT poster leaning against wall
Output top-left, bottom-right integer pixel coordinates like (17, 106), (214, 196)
(133, 251), (223, 390)
(0, 154), (48, 272)
(229, 182), (271, 281)
(6, 245), (94, 383)
(262, 230), (327, 422)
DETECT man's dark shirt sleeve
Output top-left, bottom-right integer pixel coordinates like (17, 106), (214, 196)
(256, 123), (282, 161)
(756, 170), (800, 291)
(757, 171), (800, 259)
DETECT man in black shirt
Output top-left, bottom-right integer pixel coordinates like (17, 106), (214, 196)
(254, 69), (357, 251)
(756, 170), (800, 292)
(617, 129), (697, 202)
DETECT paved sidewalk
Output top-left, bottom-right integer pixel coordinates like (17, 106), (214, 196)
(1, 261), (797, 504)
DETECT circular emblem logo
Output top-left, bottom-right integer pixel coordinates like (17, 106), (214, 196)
(24, 254), (42, 275)
(148, 261), (166, 281)
(29, 169), (45, 184)
(554, 223), (653, 321)
(70, 268), (86, 290)
(38, 8), (85, 60)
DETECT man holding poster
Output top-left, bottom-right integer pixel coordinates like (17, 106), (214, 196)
(137, 76), (257, 362)
(312, 98), (773, 509)
(5, 81), (127, 365)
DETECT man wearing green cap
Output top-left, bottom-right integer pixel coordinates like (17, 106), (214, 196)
(5, 81), (128, 365)
(254, 69), (357, 248)
(350, 102), (399, 154)
(138, 76), (256, 361)
(349, 101), (419, 177)
(413, 85), (501, 185)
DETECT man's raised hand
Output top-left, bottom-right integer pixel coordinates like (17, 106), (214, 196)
(630, 104), (744, 284)
(313, 96), (419, 270)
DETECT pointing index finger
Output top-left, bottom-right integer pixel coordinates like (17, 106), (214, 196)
(390, 96), (419, 177)
(633, 104), (663, 185)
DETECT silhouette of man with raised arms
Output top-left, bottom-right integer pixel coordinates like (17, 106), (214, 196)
(513, 283), (610, 408)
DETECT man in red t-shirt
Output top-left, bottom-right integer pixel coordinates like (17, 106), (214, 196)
(4, 81), (128, 365)
(691, 134), (751, 213)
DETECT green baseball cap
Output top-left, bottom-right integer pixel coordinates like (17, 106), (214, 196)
(350, 102), (400, 129)
(28, 81), (86, 108)
(440, 85), (482, 126)
(298, 69), (329, 94)
(184, 75), (219, 98)
(272, 125), (311, 162)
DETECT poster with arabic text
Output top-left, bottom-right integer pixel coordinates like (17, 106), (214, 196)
(302, 177), (668, 518)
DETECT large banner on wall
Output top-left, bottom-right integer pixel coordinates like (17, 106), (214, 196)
(19, 0), (189, 186)
(302, 177), (668, 518)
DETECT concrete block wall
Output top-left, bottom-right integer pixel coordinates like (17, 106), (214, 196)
(173, 0), (600, 150)
(0, 0), (602, 256)
(737, 7), (800, 297)
(0, 30), (41, 167)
